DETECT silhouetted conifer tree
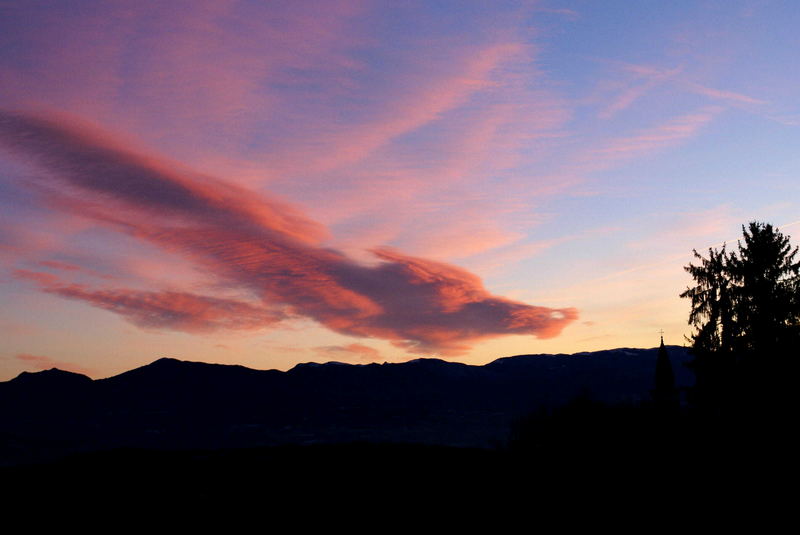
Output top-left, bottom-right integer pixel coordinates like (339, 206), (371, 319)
(681, 244), (737, 411)
(681, 221), (800, 413)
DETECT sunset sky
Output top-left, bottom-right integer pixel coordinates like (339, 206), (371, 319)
(1, 0), (798, 380)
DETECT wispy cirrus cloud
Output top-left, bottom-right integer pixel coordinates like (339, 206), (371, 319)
(533, 7), (580, 20)
(0, 110), (577, 355)
(595, 59), (765, 120)
(36, 260), (81, 272)
(270, 42), (530, 176)
(683, 82), (766, 105)
(586, 107), (721, 167)
(2, 0), (570, 266)
(297, 39), (570, 260)
(599, 65), (682, 119)
(14, 269), (284, 334)
(0, 0), (368, 163)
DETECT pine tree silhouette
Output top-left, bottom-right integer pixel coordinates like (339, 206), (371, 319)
(681, 221), (800, 415)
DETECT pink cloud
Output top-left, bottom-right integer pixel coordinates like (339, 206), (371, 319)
(0, 319), (38, 336)
(683, 82), (765, 105)
(597, 59), (764, 117)
(37, 260), (81, 272)
(293, 46), (570, 259)
(0, 110), (328, 246)
(625, 205), (739, 253)
(34, 258), (118, 281)
(0, 205), (96, 263)
(0, 0), (368, 165)
(0, 110), (578, 355)
(314, 343), (382, 362)
(534, 7), (580, 19)
(396, 222), (523, 261)
(4, 0), (527, 186)
(265, 41), (531, 177)
(463, 238), (563, 275)
(3, 2), (571, 267)
(15, 269), (284, 334)
(526, 108), (722, 202)
(599, 66), (682, 119)
(587, 107), (721, 166)
(593, 59), (763, 122)
(14, 353), (92, 375)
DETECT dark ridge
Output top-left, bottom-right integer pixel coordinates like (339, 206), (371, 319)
(9, 367), (92, 386)
(0, 346), (693, 466)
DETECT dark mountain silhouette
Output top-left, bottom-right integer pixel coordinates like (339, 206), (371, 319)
(0, 346), (691, 466)
(9, 367), (93, 387)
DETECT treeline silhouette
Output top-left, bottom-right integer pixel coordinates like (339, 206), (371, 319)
(510, 220), (799, 462)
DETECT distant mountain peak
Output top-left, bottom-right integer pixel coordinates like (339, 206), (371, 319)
(149, 357), (183, 365)
(10, 367), (92, 385)
(290, 361), (350, 371)
(403, 357), (448, 365)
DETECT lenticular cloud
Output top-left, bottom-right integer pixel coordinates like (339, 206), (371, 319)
(0, 110), (577, 354)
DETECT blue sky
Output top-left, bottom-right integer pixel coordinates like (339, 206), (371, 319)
(0, 0), (798, 379)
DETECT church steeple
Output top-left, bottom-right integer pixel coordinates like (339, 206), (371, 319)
(652, 333), (678, 409)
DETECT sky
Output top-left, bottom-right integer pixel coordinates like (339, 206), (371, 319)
(1, 0), (799, 380)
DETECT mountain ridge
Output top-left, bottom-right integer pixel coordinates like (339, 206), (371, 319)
(3, 344), (691, 383)
(1, 345), (692, 465)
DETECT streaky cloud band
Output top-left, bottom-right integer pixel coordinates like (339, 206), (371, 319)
(0, 109), (577, 355)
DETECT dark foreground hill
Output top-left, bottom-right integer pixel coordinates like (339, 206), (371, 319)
(0, 346), (691, 466)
